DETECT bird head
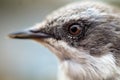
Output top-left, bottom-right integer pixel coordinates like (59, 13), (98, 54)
(9, 1), (120, 80)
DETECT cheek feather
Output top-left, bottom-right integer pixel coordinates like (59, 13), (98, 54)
(60, 54), (119, 80)
(38, 37), (120, 80)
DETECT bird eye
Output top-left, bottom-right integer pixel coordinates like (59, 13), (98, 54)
(69, 24), (81, 35)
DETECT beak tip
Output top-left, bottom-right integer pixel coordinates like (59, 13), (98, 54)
(8, 31), (26, 39)
(8, 31), (32, 39)
(8, 33), (17, 39)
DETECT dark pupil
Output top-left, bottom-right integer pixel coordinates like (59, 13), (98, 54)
(69, 24), (81, 35)
(71, 26), (78, 33)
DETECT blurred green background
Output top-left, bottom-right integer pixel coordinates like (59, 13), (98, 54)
(0, 0), (120, 80)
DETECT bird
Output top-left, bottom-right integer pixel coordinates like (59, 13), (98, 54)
(8, 1), (120, 80)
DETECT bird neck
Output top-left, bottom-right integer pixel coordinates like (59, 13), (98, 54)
(58, 54), (120, 80)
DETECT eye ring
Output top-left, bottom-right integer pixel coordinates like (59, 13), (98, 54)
(69, 24), (82, 35)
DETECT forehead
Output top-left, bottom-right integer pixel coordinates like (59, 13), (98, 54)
(45, 1), (111, 25)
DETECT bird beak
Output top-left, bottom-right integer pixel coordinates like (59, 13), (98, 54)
(8, 30), (52, 39)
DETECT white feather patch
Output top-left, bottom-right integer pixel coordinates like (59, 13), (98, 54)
(59, 53), (120, 80)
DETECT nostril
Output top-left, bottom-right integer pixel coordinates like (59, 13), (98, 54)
(29, 30), (40, 33)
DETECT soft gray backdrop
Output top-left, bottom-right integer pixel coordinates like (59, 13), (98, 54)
(0, 0), (73, 80)
(0, 0), (120, 80)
